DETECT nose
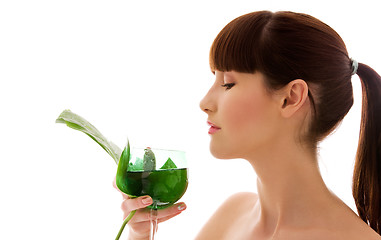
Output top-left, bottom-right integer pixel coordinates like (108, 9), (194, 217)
(199, 87), (216, 114)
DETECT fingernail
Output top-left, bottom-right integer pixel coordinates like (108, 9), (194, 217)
(142, 196), (152, 205)
(177, 203), (186, 211)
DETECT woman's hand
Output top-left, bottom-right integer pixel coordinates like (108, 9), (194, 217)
(113, 178), (187, 239)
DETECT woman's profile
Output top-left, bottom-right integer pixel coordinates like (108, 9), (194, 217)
(115, 10), (381, 239)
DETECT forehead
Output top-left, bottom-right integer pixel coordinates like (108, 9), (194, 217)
(215, 70), (263, 81)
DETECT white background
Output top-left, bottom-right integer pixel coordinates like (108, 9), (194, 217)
(0, 0), (380, 239)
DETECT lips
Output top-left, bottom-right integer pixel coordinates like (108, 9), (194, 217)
(207, 121), (221, 134)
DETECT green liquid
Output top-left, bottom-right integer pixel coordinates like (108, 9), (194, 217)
(124, 168), (188, 209)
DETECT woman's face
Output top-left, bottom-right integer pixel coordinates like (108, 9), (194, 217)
(200, 71), (282, 159)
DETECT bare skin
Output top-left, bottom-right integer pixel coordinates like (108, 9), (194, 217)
(195, 191), (380, 240)
(195, 71), (380, 239)
(116, 71), (380, 239)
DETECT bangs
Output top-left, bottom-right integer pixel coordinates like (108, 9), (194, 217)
(209, 11), (273, 73)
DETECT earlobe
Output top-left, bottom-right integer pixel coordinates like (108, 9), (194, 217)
(281, 79), (309, 118)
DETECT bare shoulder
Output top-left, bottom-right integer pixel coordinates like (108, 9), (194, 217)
(345, 222), (381, 240)
(211, 191), (258, 217)
(219, 191), (258, 208)
(195, 192), (258, 240)
(281, 210), (381, 240)
(335, 209), (381, 240)
(310, 226), (380, 240)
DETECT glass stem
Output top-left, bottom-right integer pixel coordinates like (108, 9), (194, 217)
(115, 210), (136, 240)
(149, 207), (158, 240)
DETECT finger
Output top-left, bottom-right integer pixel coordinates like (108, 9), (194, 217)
(130, 202), (186, 223)
(129, 211), (183, 235)
(157, 212), (181, 224)
(156, 202), (187, 220)
(121, 196), (153, 215)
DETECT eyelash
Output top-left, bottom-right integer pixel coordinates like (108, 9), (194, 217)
(221, 83), (235, 90)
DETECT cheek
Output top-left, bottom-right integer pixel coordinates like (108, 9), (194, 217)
(209, 91), (279, 159)
(224, 94), (267, 132)
(222, 92), (280, 154)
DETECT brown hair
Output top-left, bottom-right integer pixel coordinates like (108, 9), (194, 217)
(210, 11), (381, 234)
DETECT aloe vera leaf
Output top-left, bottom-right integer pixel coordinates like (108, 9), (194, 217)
(56, 109), (122, 164)
(116, 140), (135, 197)
(115, 141), (138, 239)
(160, 157), (177, 170)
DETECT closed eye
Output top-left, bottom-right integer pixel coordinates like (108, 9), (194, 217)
(221, 83), (235, 90)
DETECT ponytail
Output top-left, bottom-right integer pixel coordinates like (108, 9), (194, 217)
(353, 63), (381, 234)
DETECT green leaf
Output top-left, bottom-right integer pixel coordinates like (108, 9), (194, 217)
(160, 157), (177, 170)
(116, 140), (134, 197)
(56, 109), (122, 164)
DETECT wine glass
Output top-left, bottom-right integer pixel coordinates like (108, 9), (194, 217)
(117, 147), (188, 240)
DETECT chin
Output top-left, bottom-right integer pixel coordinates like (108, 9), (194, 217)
(209, 144), (237, 160)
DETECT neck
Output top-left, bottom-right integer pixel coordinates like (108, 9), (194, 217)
(248, 140), (338, 236)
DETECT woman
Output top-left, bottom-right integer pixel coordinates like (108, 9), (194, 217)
(115, 11), (381, 239)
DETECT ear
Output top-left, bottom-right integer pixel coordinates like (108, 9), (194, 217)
(280, 79), (309, 118)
